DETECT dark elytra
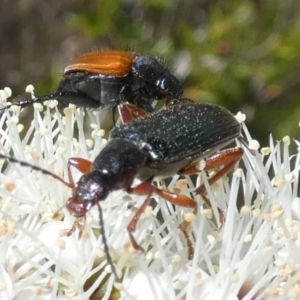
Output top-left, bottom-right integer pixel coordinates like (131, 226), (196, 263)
(109, 103), (241, 181)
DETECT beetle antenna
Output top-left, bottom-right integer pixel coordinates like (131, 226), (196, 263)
(0, 154), (72, 188)
(95, 201), (120, 282)
(0, 153), (120, 281)
(0, 92), (60, 112)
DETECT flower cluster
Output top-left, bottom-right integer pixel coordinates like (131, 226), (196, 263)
(0, 87), (300, 300)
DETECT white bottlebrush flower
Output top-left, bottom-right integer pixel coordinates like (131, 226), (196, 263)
(0, 87), (300, 300)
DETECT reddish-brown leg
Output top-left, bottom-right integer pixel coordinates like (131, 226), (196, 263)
(180, 147), (244, 206)
(154, 187), (198, 259)
(126, 146), (243, 258)
(154, 186), (197, 259)
(64, 216), (86, 238)
(196, 147), (244, 197)
(67, 157), (93, 187)
(53, 158), (92, 220)
(118, 103), (148, 124)
(127, 180), (197, 258)
(63, 158), (93, 237)
(179, 147), (243, 229)
(126, 181), (154, 252)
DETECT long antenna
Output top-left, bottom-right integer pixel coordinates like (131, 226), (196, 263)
(96, 201), (120, 282)
(0, 153), (72, 188)
(0, 92), (59, 113)
(0, 153), (120, 282)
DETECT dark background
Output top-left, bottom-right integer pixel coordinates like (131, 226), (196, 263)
(1, 0), (300, 147)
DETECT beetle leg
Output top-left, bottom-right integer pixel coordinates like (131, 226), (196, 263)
(64, 158), (92, 237)
(126, 181), (154, 253)
(64, 216), (86, 238)
(195, 147), (244, 197)
(67, 157), (93, 187)
(127, 180), (197, 258)
(118, 103), (148, 124)
(48, 158), (92, 235)
(178, 206), (197, 260)
(179, 147), (243, 229)
(126, 194), (153, 253)
(154, 188), (197, 208)
(154, 187), (197, 260)
(127, 181), (197, 257)
(179, 147), (243, 204)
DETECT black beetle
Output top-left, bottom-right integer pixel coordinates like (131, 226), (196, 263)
(1, 51), (183, 113)
(63, 101), (244, 268)
(0, 101), (244, 282)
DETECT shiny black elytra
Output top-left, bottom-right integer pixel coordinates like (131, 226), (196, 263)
(0, 101), (244, 282)
(1, 51), (183, 113)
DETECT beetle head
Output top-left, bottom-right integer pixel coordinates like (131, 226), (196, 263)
(66, 171), (110, 217)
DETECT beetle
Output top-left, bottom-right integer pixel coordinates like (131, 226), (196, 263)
(1, 51), (183, 114)
(0, 101), (244, 282)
